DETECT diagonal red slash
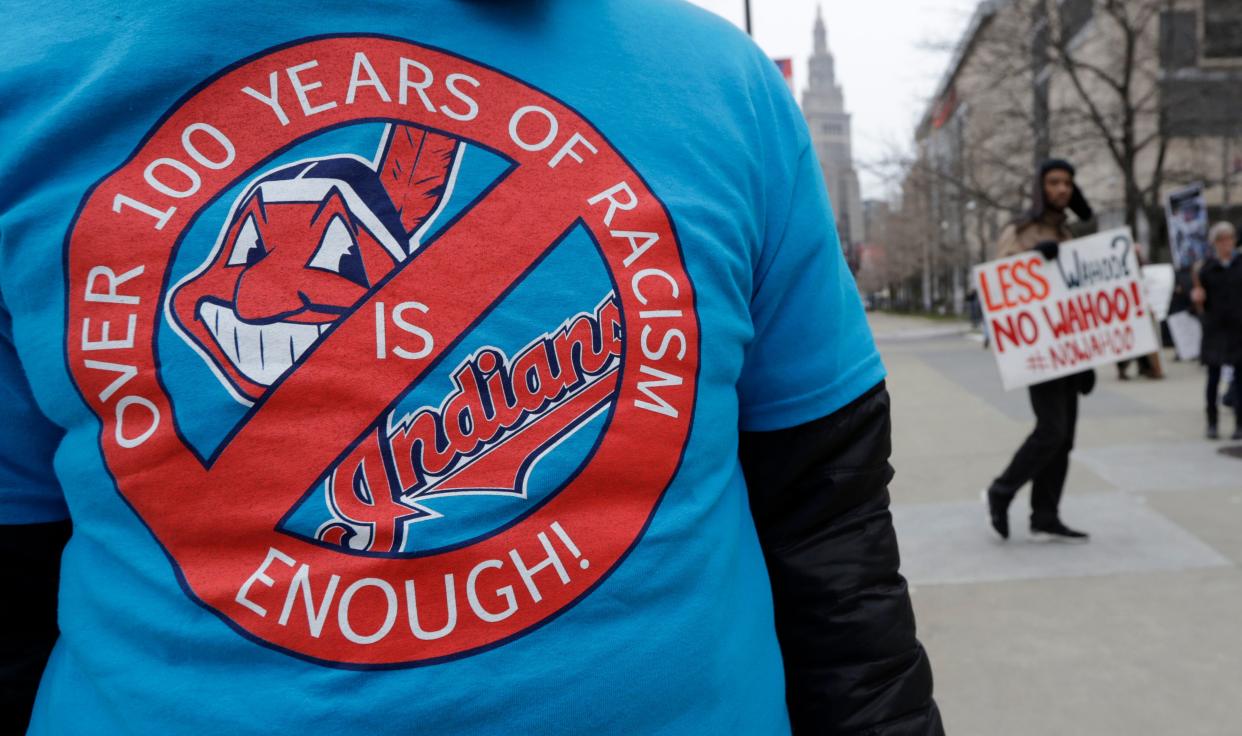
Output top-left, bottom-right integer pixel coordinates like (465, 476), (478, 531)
(201, 166), (582, 520)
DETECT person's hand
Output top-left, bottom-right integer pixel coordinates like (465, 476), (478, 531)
(1033, 240), (1059, 260)
(1191, 286), (1206, 310)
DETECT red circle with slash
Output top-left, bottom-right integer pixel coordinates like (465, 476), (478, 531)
(64, 36), (699, 667)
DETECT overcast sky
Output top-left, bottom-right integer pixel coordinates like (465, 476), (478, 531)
(684, 0), (981, 199)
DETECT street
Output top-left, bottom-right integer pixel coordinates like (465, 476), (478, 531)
(873, 312), (1242, 736)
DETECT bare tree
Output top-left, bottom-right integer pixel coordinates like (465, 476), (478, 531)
(1039, 0), (1172, 238)
(857, 0), (1237, 311)
(854, 152), (933, 310)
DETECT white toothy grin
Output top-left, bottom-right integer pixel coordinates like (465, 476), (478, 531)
(198, 301), (328, 387)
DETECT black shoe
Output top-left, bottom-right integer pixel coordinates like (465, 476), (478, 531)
(1030, 518), (1090, 543)
(1207, 424), (1219, 440)
(986, 486), (1013, 540)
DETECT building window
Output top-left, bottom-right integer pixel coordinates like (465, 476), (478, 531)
(1058, 0), (1094, 44)
(1204, 0), (1242, 60)
(1160, 11), (1199, 69)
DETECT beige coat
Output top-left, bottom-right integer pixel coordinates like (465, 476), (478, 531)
(996, 211), (1073, 258)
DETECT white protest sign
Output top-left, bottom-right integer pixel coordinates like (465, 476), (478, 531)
(1141, 264), (1175, 322)
(974, 228), (1160, 391)
(1166, 310), (1202, 361)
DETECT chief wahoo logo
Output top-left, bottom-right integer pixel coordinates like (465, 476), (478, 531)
(170, 126), (460, 402)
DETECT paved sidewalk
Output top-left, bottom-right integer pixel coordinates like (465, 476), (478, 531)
(872, 311), (1242, 736)
(867, 311), (973, 342)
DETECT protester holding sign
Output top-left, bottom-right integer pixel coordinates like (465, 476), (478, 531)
(985, 159), (1096, 543)
(1192, 222), (1242, 440)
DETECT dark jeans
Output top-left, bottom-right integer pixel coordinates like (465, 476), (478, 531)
(1206, 364), (1238, 426)
(992, 376), (1078, 524)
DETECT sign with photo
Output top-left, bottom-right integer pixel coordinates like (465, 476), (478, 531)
(1166, 183), (1210, 270)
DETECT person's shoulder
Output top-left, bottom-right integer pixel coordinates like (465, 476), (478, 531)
(604, 0), (811, 157)
(608, 0), (779, 86)
(995, 222), (1023, 257)
(1011, 213), (1048, 235)
(620, 0), (756, 49)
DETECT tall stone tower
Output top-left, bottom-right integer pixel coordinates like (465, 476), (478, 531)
(802, 5), (864, 259)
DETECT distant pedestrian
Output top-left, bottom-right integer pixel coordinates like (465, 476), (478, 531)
(967, 289), (988, 348)
(1191, 221), (1242, 440)
(986, 159), (1094, 543)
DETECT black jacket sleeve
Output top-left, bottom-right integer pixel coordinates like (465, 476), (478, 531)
(1, 519), (70, 734)
(739, 382), (942, 735)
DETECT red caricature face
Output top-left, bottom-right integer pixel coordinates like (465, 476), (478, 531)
(171, 185), (399, 401)
(171, 126), (461, 402)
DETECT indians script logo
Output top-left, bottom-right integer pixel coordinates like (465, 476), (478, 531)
(65, 36), (699, 667)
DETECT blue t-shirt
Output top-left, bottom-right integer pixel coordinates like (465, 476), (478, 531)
(0, 2), (883, 733)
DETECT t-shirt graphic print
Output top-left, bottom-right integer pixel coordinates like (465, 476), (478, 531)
(65, 36), (699, 667)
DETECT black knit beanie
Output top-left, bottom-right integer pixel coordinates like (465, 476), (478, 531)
(1038, 158), (1093, 222)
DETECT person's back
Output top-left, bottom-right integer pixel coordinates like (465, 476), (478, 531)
(1, 2), (941, 734)
(1198, 252), (1242, 338)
